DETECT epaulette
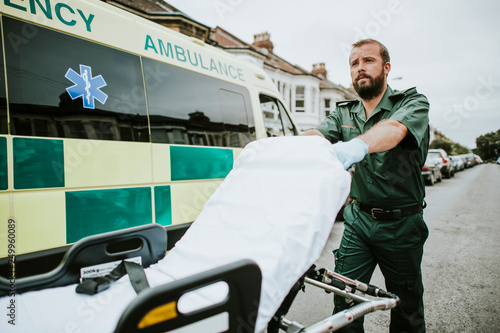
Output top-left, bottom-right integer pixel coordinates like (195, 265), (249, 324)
(336, 99), (360, 107)
(389, 87), (417, 100)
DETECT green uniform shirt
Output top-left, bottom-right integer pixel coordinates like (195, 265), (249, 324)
(316, 86), (430, 208)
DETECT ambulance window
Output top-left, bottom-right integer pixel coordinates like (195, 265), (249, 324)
(260, 95), (297, 137)
(220, 89), (255, 147)
(278, 101), (296, 136)
(144, 57), (254, 147)
(3, 16), (149, 142)
(0, 23), (6, 134)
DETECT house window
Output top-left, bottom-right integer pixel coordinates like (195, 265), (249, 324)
(325, 98), (331, 117)
(295, 86), (305, 112)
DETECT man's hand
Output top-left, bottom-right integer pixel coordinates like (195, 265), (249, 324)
(332, 138), (369, 169)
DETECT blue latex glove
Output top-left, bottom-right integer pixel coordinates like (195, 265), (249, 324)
(332, 138), (369, 169)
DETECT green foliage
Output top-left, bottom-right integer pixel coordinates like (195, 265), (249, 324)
(473, 129), (500, 162)
(430, 138), (453, 154)
(453, 142), (470, 155)
(430, 137), (471, 156)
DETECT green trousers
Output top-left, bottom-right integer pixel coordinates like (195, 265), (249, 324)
(333, 203), (428, 333)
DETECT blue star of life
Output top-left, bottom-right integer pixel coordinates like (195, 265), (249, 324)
(65, 64), (108, 109)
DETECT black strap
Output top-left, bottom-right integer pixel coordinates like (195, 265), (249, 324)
(123, 261), (150, 294)
(354, 200), (426, 220)
(76, 261), (149, 295)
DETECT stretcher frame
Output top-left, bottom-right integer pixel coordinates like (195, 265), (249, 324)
(0, 224), (168, 296)
(0, 224), (399, 333)
(268, 265), (399, 332)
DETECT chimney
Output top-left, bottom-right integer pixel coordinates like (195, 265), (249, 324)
(253, 32), (274, 53)
(312, 63), (327, 79)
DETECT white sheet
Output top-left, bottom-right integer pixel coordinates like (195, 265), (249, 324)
(1, 136), (350, 333)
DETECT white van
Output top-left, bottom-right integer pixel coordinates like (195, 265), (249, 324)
(0, 0), (298, 275)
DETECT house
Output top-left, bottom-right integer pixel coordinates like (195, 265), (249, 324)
(212, 28), (357, 131)
(102, 0), (357, 132)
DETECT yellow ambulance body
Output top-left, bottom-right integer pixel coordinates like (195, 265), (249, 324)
(0, 0), (297, 268)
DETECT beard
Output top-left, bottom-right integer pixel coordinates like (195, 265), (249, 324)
(353, 69), (386, 100)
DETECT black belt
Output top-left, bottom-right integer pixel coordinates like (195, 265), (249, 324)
(353, 200), (426, 220)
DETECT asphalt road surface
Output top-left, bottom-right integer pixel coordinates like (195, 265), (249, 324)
(285, 163), (500, 332)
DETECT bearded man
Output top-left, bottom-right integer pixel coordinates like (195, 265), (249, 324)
(302, 39), (430, 333)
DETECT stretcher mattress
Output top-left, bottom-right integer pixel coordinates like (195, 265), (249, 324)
(1, 136), (351, 333)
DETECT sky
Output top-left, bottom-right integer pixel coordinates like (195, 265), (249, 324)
(166, 0), (500, 149)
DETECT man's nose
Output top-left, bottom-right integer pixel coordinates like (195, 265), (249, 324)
(355, 67), (366, 77)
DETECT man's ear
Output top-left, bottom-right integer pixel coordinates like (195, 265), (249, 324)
(384, 62), (391, 76)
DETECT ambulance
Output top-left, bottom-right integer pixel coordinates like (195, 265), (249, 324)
(0, 0), (298, 277)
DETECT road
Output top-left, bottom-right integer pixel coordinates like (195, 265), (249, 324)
(285, 163), (500, 332)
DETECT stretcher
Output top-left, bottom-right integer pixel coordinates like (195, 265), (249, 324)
(0, 136), (399, 332)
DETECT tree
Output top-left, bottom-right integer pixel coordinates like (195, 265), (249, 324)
(430, 135), (471, 156)
(453, 142), (470, 155)
(430, 138), (453, 155)
(473, 129), (500, 162)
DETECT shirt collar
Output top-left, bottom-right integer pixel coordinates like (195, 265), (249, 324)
(349, 85), (394, 120)
(372, 85), (394, 114)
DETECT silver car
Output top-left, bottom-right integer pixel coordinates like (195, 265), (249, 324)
(422, 155), (442, 185)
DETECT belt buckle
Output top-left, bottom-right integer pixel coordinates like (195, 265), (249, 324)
(371, 208), (384, 220)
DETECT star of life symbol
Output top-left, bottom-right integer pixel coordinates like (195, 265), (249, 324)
(65, 64), (108, 109)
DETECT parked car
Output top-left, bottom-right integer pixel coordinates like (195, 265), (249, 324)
(449, 155), (465, 172)
(428, 149), (454, 178)
(460, 153), (476, 168)
(497, 156), (500, 165)
(422, 155), (442, 185)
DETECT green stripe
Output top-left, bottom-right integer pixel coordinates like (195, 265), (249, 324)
(13, 137), (64, 189)
(154, 185), (172, 226)
(170, 146), (233, 181)
(66, 187), (152, 243)
(0, 137), (6, 190)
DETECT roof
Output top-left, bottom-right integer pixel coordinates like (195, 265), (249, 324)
(105, 0), (181, 15)
(212, 27), (310, 76)
(102, 0), (210, 29)
(104, 1), (356, 98)
(319, 78), (358, 98)
(102, 0), (213, 43)
(212, 27), (249, 48)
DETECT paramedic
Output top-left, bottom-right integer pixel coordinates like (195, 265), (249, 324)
(302, 38), (430, 333)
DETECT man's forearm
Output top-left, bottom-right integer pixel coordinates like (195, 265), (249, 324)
(358, 119), (408, 154)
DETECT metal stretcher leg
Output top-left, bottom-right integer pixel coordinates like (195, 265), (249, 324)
(276, 265), (400, 333)
(267, 271), (308, 333)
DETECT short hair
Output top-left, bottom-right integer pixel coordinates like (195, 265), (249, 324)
(352, 39), (390, 64)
